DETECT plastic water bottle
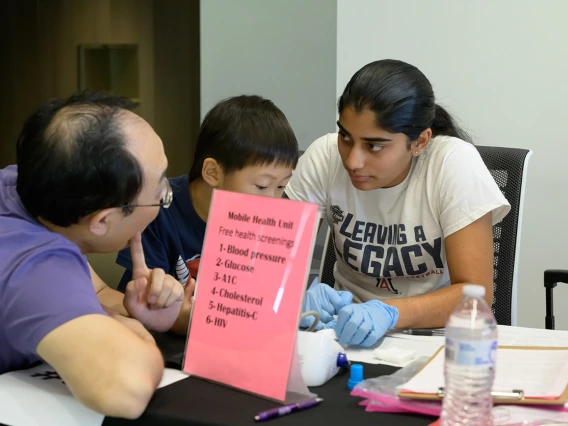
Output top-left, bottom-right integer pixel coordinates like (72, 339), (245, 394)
(440, 284), (498, 426)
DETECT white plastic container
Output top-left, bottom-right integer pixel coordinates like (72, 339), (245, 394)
(297, 329), (349, 387)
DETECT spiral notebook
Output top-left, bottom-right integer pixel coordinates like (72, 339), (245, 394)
(399, 346), (568, 405)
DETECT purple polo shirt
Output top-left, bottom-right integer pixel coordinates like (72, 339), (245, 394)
(0, 165), (106, 373)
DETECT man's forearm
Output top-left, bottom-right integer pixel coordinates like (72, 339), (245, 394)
(38, 314), (162, 419)
(383, 283), (494, 329)
(97, 286), (129, 316)
(111, 311), (157, 345)
(90, 263), (129, 316)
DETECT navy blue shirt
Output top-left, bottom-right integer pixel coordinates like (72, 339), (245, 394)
(116, 175), (206, 292)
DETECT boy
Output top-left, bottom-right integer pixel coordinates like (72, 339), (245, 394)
(116, 95), (299, 292)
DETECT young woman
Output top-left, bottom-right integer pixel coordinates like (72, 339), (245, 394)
(288, 59), (510, 347)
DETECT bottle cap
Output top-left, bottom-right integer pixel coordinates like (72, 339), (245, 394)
(347, 363), (363, 390)
(463, 284), (485, 298)
(336, 353), (349, 368)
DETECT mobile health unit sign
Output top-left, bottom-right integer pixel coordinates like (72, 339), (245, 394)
(183, 190), (319, 402)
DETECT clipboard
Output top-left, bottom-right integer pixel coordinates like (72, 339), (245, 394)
(398, 346), (568, 405)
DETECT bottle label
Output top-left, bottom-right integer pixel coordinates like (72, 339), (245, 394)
(446, 338), (497, 367)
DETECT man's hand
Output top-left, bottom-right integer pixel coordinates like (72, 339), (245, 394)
(123, 232), (186, 332)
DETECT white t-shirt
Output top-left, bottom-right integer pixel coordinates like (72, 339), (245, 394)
(286, 133), (511, 303)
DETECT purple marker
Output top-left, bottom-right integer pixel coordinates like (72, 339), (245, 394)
(254, 397), (323, 422)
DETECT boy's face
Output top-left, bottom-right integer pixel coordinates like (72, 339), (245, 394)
(219, 161), (293, 198)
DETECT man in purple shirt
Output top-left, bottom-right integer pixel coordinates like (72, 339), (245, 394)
(0, 92), (193, 418)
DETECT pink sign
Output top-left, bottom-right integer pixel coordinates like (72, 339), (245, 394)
(183, 190), (319, 401)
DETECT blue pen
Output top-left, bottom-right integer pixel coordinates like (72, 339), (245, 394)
(254, 398), (323, 422)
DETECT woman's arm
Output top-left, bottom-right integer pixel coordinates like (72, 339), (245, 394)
(383, 212), (494, 328)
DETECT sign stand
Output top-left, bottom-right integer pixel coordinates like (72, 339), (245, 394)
(183, 190), (319, 402)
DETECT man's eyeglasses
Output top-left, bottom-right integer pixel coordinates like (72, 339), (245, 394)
(123, 179), (173, 209)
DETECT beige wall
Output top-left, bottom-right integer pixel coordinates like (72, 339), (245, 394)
(1, 0), (199, 172)
(0, 1), (43, 168)
(153, 0), (200, 178)
(0, 0), (156, 164)
(35, 0), (155, 123)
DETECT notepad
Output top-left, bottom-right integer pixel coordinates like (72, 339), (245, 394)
(399, 346), (568, 405)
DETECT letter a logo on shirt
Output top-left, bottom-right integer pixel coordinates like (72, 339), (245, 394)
(377, 277), (399, 294)
(330, 205), (345, 224)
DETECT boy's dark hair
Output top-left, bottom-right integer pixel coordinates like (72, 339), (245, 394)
(188, 95), (299, 182)
(16, 91), (143, 227)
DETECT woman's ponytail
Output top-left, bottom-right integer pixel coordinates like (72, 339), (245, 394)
(431, 104), (472, 143)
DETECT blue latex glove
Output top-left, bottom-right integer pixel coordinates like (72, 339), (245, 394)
(300, 281), (353, 330)
(326, 300), (399, 347)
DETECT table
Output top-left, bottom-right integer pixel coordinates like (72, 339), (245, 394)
(102, 332), (436, 426)
(3, 326), (565, 425)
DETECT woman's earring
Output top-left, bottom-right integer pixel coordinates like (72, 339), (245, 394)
(415, 151), (419, 155)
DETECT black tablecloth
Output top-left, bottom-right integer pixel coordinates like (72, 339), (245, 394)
(103, 333), (436, 426)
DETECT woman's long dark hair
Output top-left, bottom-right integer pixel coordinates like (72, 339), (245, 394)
(338, 59), (471, 143)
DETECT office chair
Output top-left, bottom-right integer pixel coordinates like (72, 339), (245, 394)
(319, 146), (532, 326)
(544, 269), (568, 330)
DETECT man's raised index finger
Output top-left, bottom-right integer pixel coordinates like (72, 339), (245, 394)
(130, 232), (149, 279)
